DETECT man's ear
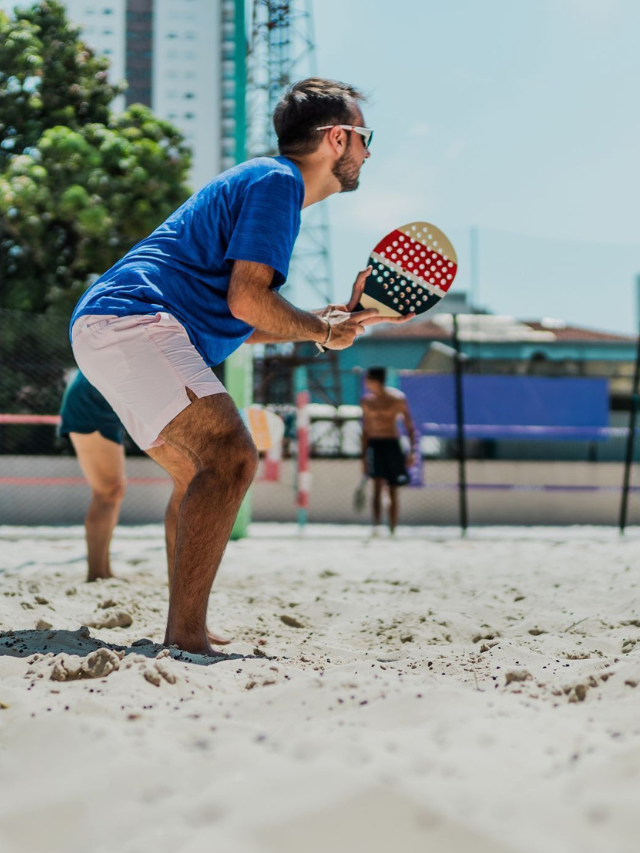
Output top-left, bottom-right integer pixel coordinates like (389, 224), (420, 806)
(328, 126), (345, 153)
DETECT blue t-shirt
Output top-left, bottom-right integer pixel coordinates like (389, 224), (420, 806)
(70, 156), (304, 366)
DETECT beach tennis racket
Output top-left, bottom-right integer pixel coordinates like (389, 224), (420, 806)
(353, 476), (367, 513)
(360, 222), (458, 318)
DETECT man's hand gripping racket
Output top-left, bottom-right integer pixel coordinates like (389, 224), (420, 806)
(315, 267), (414, 354)
(316, 221), (457, 353)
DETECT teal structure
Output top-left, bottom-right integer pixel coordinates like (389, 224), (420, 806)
(300, 330), (637, 407)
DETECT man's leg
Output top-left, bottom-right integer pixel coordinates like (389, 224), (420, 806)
(145, 442), (231, 646)
(69, 432), (126, 582)
(388, 485), (399, 534)
(372, 478), (384, 528)
(160, 390), (258, 655)
(145, 443), (195, 584)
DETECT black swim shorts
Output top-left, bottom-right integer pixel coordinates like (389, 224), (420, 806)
(366, 438), (409, 486)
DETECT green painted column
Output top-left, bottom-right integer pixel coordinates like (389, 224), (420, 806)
(228, 345), (253, 539)
(229, 0), (250, 540)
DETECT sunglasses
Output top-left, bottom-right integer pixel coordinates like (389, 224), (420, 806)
(316, 125), (374, 149)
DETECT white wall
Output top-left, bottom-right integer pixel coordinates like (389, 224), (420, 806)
(153, 0), (221, 190)
(62, 0), (127, 112)
(0, 457), (635, 527)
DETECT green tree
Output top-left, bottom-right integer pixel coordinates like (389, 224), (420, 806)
(0, 1), (192, 316)
(0, 2), (192, 453)
(0, 0), (119, 169)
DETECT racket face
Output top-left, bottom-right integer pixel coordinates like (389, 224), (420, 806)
(361, 222), (458, 317)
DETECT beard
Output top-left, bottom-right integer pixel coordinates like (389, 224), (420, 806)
(332, 141), (361, 193)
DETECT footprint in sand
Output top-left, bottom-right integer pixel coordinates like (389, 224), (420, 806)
(86, 610), (133, 629)
(50, 648), (124, 681)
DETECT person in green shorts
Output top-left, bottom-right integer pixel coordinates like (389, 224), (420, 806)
(59, 372), (228, 643)
(59, 370), (128, 582)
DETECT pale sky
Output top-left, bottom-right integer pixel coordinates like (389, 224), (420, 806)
(290, 0), (640, 333)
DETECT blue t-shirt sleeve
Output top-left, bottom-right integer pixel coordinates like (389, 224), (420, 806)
(225, 170), (302, 286)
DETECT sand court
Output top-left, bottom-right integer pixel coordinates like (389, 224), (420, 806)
(1, 524), (640, 852)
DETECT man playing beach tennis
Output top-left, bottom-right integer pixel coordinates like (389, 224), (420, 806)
(70, 78), (410, 655)
(361, 367), (416, 535)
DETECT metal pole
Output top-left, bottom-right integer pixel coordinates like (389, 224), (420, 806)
(452, 314), (468, 535)
(295, 366), (310, 530)
(470, 226), (479, 312)
(619, 289), (640, 534)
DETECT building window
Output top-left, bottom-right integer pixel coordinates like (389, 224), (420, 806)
(103, 8), (113, 14)
(184, 113), (195, 120)
(184, 92), (195, 99)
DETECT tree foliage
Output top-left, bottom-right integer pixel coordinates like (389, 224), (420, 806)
(0, 1), (192, 317)
(0, 2), (192, 450)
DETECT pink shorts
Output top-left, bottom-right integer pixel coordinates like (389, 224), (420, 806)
(71, 313), (227, 450)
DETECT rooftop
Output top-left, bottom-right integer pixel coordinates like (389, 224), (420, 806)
(368, 314), (635, 344)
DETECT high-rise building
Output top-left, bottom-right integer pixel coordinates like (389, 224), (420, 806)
(0, 0), (245, 188)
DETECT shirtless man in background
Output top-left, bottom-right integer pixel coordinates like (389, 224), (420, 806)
(361, 366), (417, 535)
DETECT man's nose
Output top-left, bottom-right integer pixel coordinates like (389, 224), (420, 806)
(364, 147), (371, 160)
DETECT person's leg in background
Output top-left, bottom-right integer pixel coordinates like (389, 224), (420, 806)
(69, 431), (126, 582)
(388, 484), (399, 534)
(372, 477), (385, 532)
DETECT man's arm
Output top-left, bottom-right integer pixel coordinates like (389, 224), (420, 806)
(245, 329), (292, 344)
(399, 396), (417, 463)
(229, 261), (329, 343)
(228, 260), (380, 350)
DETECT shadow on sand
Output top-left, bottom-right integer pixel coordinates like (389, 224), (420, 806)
(0, 626), (266, 667)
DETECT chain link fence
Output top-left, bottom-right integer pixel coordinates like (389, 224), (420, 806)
(2, 308), (640, 528)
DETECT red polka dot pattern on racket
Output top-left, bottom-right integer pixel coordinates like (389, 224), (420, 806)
(361, 222), (458, 318)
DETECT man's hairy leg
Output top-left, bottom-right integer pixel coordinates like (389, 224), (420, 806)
(146, 442), (232, 646)
(159, 390), (258, 655)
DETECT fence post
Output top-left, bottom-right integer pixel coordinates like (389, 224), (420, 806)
(619, 323), (640, 534)
(227, 345), (253, 540)
(452, 314), (468, 535)
(295, 366), (311, 530)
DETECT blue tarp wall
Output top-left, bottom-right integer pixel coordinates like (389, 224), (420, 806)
(400, 375), (610, 440)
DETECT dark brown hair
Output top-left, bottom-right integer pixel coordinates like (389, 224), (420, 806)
(366, 367), (386, 384)
(273, 77), (366, 156)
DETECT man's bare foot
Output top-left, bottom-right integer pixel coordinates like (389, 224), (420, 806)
(164, 631), (221, 657)
(87, 571), (114, 583)
(207, 627), (232, 646)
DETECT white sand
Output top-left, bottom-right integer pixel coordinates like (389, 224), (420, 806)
(1, 524), (640, 853)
